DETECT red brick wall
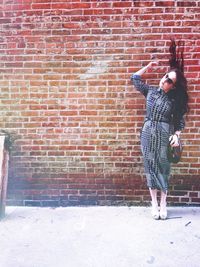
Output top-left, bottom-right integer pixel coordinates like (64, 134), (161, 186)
(1, 0), (200, 206)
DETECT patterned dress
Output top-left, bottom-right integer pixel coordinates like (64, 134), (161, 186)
(131, 74), (185, 192)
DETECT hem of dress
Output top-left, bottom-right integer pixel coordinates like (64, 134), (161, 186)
(148, 186), (168, 194)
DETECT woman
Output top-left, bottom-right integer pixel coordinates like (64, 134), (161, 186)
(131, 40), (189, 220)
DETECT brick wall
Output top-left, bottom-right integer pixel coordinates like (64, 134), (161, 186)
(1, 0), (200, 206)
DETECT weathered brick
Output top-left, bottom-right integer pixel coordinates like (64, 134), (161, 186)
(2, 0), (199, 206)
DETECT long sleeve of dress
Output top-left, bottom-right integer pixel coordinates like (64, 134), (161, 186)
(131, 74), (155, 97)
(174, 115), (185, 132)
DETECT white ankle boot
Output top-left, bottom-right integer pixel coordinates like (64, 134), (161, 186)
(151, 202), (159, 220)
(160, 203), (167, 220)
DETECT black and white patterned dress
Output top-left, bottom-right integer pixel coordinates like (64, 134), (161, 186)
(131, 74), (184, 192)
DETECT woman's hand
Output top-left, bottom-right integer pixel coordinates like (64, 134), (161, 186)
(147, 61), (159, 68)
(169, 134), (179, 147)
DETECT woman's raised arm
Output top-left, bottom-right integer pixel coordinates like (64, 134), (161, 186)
(134, 61), (158, 76)
(131, 61), (158, 97)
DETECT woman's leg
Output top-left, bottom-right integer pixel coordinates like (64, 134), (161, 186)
(149, 188), (158, 206)
(149, 188), (159, 219)
(160, 191), (168, 219)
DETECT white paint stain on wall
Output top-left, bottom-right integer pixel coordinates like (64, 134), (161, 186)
(79, 58), (113, 80)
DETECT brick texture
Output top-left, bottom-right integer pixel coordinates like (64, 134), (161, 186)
(1, 0), (200, 206)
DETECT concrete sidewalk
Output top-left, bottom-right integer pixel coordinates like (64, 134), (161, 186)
(0, 206), (200, 267)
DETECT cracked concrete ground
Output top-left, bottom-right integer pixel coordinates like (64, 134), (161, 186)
(0, 206), (200, 267)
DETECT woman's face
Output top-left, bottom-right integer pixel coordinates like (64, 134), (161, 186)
(159, 71), (177, 92)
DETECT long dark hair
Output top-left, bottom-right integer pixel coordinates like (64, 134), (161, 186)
(168, 39), (189, 123)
